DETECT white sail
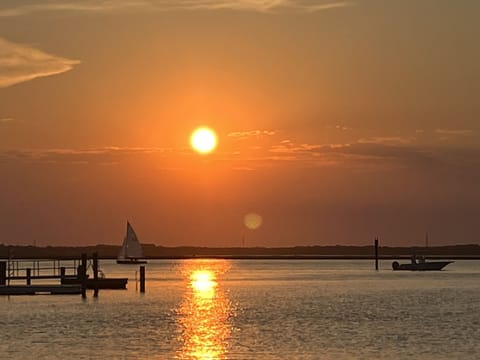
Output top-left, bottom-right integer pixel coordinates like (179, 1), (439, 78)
(117, 222), (144, 260)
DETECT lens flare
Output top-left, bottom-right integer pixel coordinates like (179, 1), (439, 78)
(244, 213), (263, 230)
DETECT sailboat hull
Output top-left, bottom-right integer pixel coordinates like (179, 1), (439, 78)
(116, 259), (148, 264)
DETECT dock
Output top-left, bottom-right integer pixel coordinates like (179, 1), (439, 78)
(0, 284), (82, 295)
(1, 253), (129, 296)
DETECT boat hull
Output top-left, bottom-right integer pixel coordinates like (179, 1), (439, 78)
(116, 259), (147, 264)
(61, 276), (128, 289)
(392, 261), (453, 271)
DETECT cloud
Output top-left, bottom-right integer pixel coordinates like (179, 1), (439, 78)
(435, 129), (474, 136)
(168, 0), (353, 12)
(335, 124), (352, 131)
(302, 1), (353, 12)
(263, 140), (480, 172)
(186, 134), (478, 171)
(0, 0), (353, 16)
(228, 129), (276, 139)
(270, 142), (324, 154)
(2, 142), (479, 175)
(232, 166), (255, 171)
(357, 136), (414, 145)
(0, 1), (143, 17)
(0, 37), (80, 88)
(0, 146), (170, 164)
(0, 117), (14, 123)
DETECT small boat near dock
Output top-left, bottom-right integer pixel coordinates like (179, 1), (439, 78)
(61, 275), (127, 289)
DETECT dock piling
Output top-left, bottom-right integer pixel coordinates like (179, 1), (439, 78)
(93, 252), (99, 298)
(81, 253), (87, 299)
(26, 268), (31, 285)
(0, 262), (6, 286)
(139, 266), (145, 293)
(374, 237), (379, 271)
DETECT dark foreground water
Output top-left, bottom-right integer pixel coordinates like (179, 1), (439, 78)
(1, 259), (479, 359)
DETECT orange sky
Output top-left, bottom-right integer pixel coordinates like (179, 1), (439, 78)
(0, 0), (479, 246)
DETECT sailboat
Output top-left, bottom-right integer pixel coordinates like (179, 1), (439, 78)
(117, 222), (147, 264)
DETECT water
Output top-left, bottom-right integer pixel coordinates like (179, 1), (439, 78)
(1, 259), (479, 359)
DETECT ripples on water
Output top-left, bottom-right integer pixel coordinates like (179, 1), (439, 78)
(1, 260), (480, 359)
(175, 260), (233, 359)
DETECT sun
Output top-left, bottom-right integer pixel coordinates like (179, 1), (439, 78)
(190, 127), (218, 154)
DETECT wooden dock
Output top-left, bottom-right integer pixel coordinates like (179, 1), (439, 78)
(0, 284), (82, 295)
(1, 254), (130, 296)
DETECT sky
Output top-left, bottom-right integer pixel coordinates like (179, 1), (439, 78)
(0, 0), (479, 247)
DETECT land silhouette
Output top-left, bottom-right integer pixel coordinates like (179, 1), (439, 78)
(1, 243), (480, 259)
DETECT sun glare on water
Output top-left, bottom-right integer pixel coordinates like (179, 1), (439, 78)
(190, 270), (217, 293)
(190, 127), (217, 154)
(178, 262), (232, 360)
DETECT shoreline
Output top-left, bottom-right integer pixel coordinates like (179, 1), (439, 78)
(2, 255), (479, 260)
(2, 244), (480, 260)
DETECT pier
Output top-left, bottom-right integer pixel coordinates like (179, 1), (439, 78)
(0, 253), (128, 296)
(4, 258), (80, 282)
(0, 284), (82, 295)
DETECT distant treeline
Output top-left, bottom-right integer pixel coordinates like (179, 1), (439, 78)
(1, 243), (480, 259)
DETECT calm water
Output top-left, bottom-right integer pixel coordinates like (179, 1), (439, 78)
(1, 259), (480, 359)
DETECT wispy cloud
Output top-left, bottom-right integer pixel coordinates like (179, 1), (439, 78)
(167, 0), (353, 13)
(0, 146), (169, 162)
(0, 37), (80, 88)
(335, 124), (352, 131)
(0, 1), (145, 17)
(232, 166), (255, 171)
(0, 0), (353, 16)
(435, 128), (474, 136)
(262, 139), (480, 171)
(0, 117), (14, 123)
(228, 129), (276, 139)
(357, 136), (414, 145)
(325, 124), (352, 131)
(2, 142), (479, 174)
(301, 1), (353, 12)
(224, 130), (479, 169)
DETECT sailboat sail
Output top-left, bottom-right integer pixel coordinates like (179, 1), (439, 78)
(118, 222), (144, 260)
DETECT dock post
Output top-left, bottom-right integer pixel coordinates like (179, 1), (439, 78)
(0, 262), (6, 286)
(93, 252), (99, 298)
(26, 268), (31, 285)
(374, 237), (379, 271)
(140, 265), (145, 293)
(81, 253), (87, 299)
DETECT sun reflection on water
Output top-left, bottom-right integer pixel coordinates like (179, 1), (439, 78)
(176, 260), (233, 360)
(191, 270), (217, 294)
